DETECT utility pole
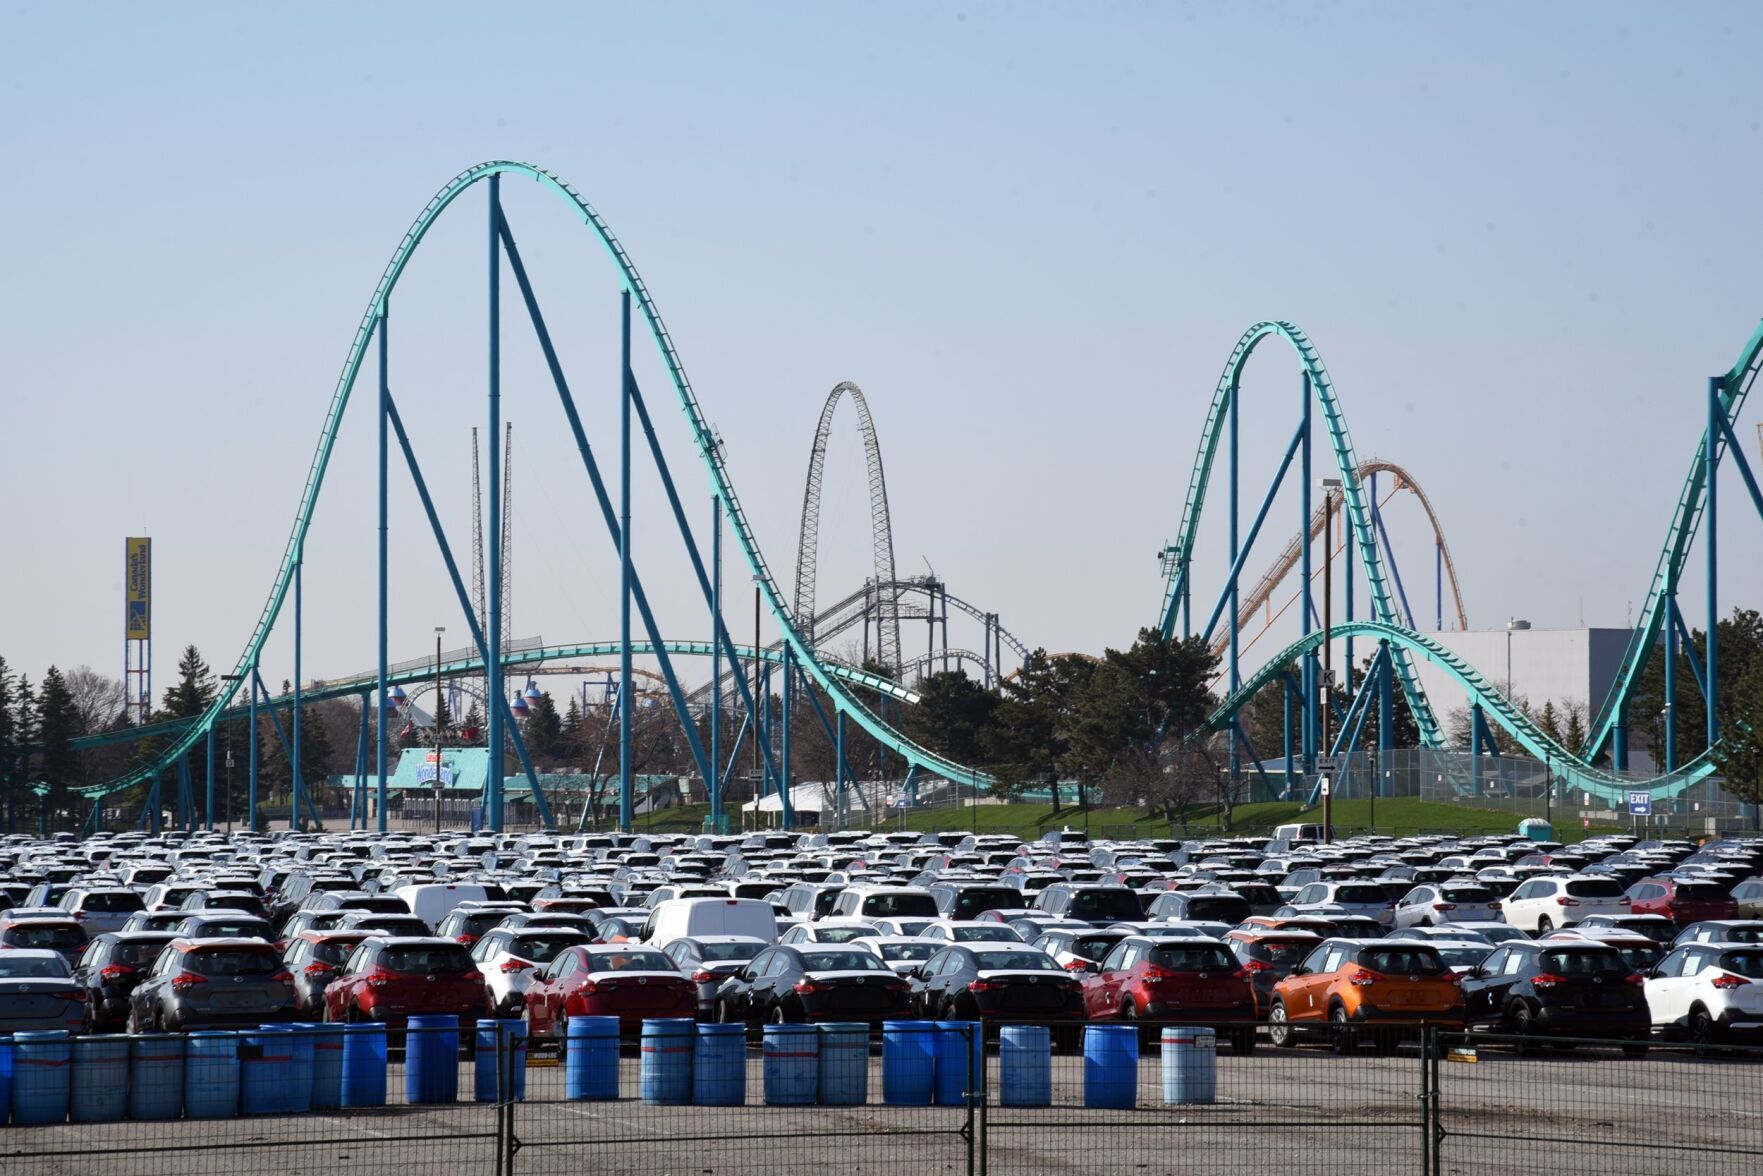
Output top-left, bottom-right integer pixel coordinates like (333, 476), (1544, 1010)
(1321, 478), (1341, 842)
(434, 627), (445, 835)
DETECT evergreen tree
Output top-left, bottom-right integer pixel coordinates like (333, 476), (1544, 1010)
(982, 650), (1094, 799)
(36, 667), (77, 825)
(1538, 701), (1563, 746)
(1562, 702), (1588, 756)
(464, 699), (485, 734)
(561, 695), (582, 753)
(903, 671), (999, 768)
(0, 658), (13, 830)
(162, 645), (216, 718)
(12, 676), (36, 829)
(526, 690), (564, 760)
(432, 690), (452, 731)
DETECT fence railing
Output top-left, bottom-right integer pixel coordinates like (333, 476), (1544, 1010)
(2, 1021), (1760, 1175)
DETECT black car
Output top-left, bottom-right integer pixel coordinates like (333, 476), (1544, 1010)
(1145, 890), (1253, 924)
(174, 912), (276, 941)
(1460, 941), (1650, 1054)
(73, 931), (179, 1032)
(714, 945), (912, 1027)
(909, 944), (1086, 1024)
(927, 883), (1024, 920)
(434, 905), (528, 947)
(1033, 885), (1145, 925)
(270, 874), (360, 927)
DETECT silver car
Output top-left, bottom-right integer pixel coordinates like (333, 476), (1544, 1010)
(0, 949), (84, 1035)
(1391, 882), (1502, 929)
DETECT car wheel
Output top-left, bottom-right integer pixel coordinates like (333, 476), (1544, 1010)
(1228, 1027), (1257, 1055)
(1328, 1005), (1356, 1055)
(1121, 1001), (1150, 1047)
(1689, 1008), (1719, 1055)
(1536, 916), (1553, 934)
(1510, 1003), (1537, 1056)
(1268, 1001), (1295, 1049)
(766, 1001), (794, 1025)
(716, 999), (737, 1025)
(552, 1011), (567, 1056)
(125, 1005), (144, 1035)
(1620, 1037), (1650, 1058)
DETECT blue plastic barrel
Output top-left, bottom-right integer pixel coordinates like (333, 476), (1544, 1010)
(70, 1037), (129, 1123)
(817, 1023), (869, 1107)
(240, 1026), (292, 1115)
(184, 1032), (240, 1119)
(998, 1025), (1052, 1107)
(473, 1019), (526, 1102)
(127, 1035), (184, 1121)
(565, 1016), (619, 1101)
(12, 1031), (71, 1125)
(1083, 1024), (1138, 1109)
(762, 1024), (819, 1107)
(881, 1020), (935, 1106)
(310, 1025), (344, 1109)
(0, 1037), (13, 1126)
(503, 1018), (527, 1101)
(406, 1015), (461, 1104)
(639, 1018), (694, 1105)
(934, 1021), (983, 1107)
(283, 1024), (317, 1114)
(339, 1024), (387, 1108)
(693, 1023), (746, 1107)
(1160, 1026), (1217, 1106)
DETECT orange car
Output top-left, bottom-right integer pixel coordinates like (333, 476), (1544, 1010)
(1267, 938), (1464, 1053)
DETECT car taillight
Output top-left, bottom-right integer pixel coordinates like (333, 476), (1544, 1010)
(1064, 960), (1090, 971)
(170, 971), (206, 991)
(1432, 903), (1457, 911)
(966, 980), (996, 993)
(1239, 960), (1274, 973)
(1712, 973), (1751, 990)
(575, 979), (599, 995)
(499, 959), (533, 973)
(1141, 964), (1175, 982)
(691, 970), (717, 983)
(1348, 969), (1378, 987)
(1489, 902), (1502, 910)
(1623, 972), (1646, 987)
(53, 989), (86, 1001)
(271, 971), (294, 988)
(456, 935), (479, 945)
(303, 963), (335, 978)
(99, 964), (135, 982)
(793, 979), (824, 995)
(366, 968), (396, 989)
(1556, 898), (1580, 907)
(1531, 972), (1567, 989)
(71, 911), (87, 921)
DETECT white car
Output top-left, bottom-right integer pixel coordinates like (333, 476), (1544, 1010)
(858, 936), (942, 976)
(1391, 882), (1503, 928)
(1287, 881), (1397, 927)
(778, 919), (879, 945)
(918, 920), (1026, 943)
(469, 925), (592, 1017)
(1645, 942), (1763, 1044)
(1416, 938), (1495, 976)
(1500, 875), (1630, 933)
(867, 917), (935, 938)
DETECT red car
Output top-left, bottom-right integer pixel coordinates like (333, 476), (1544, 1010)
(322, 936), (489, 1026)
(1082, 935), (1259, 1053)
(523, 944), (696, 1042)
(1624, 878), (1740, 927)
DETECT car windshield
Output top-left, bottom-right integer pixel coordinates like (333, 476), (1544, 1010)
(1677, 884), (1730, 901)
(1238, 938), (1311, 963)
(1066, 891), (1142, 921)
(695, 942), (760, 963)
(1720, 951), (1763, 979)
(8, 924), (83, 948)
(1359, 947), (1447, 975)
(1565, 879), (1624, 898)
(1539, 949), (1628, 977)
(972, 951), (1060, 972)
(187, 949), (279, 977)
(590, 951), (675, 972)
(1440, 887), (1494, 903)
(877, 942), (938, 962)
(1185, 897), (1250, 921)
(514, 935), (586, 963)
(952, 925), (1022, 942)
(948, 890), (1018, 918)
(113, 940), (172, 967)
(0, 955), (71, 978)
(1711, 926), (1763, 943)
(381, 946), (475, 974)
(801, 950), (886, 973)
(1434, 946), (1490, 969)
(813, 927), (875, 944)
(861, 894), (938, 917)
(1072, 935), (1126, 960)
(311, 941), (363, 967)
(81, 892), (144, 912)
(1148, 945), (1236, 971)
(1335, 885), (1388, 904)
(1613, 943), (1662, 970)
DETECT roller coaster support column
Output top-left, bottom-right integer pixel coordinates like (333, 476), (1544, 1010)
(1435, 542), (1444, 632)
(1665, 589), (1678, 773)
(204, 725), (215, 832)
(1378, 640), (1393, 754)
(711, 497), (723, 833)
(1345, 495), (1355, 692)
(781, 647), (795, 827)
(354, 694), (370, 831)
(1282, 673), (1294, 795)
(487, 172), (506, 832)
(247, 660), (260, 833)
(1470, 701), (1484, 793)
(1229, 375), (1241, 786)
(618, 288), (634, 834)
(1612, 704), (1629, 773)
(1708, 376), (1722, 748)
(836, 710), (846, 819)
(292, 557), (303, 831)
(376, 302), (390, 834)
(1300, 372), (1316, 773)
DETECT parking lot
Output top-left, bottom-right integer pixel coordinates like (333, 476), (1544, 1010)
(4, 1038), (1759, 1176)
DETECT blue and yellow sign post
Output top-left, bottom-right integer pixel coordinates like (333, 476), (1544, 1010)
(125, 537), (151, 725)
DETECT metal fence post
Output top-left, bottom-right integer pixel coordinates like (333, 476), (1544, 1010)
(974, 1022), (988, 1176)
(1418, 1028), (1432, 1176)
(963, 1023), (977, 1176)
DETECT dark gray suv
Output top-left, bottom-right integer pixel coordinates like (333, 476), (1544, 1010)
(127, 938), (296, 1032)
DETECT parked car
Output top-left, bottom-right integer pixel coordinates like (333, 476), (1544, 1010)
(0, 915), (88, 966)
(1540, 928), (1665, 975)
(1145, 890), (1253, 925)
(919, 920), (1026, 944)
(1032, 885), (1146, 925)
(1267, 938), (1464, 1053)
(434, 904), (528, 947)
(827, 887), (940, 921)
(0, 949), (86, 1035)
(779, 919), (881, 945)
(471, 926), (593, 1017)
(1083, 936), (1258, 1052)
(1624, 878), (1740, 927)
(179, 890), (272, 921)
(1732, 877), (1763, 919)
(644, 897), (777, 946)
(1573, 913), (1678, 943)
(58, 887), (146, 935)
(1391, 883), (1501, 929)
(715, 944), (912, 1027)
(1501, 876), (1630, 933)
(1646, 942), (1763, 1046)
(1460, 940), (1649, 1054)
(857, 936), (942, 978)
(524, 944), (700, 1039)
(661, 935), (768, 1018)
(1033, 928), (1134, 973)
(331, 911), (434, 939)
(281, 930), (377, 1019)
(1224, 928), (1321, 1010)
(909, 943), (1085, 1025)
(322, 937), (489, 1026)
(172, 912), (274, 942)
(1286, 882), (1399, 927)
(926, 883), (1026, 920)
(120, 910), (195, 934)
(72, 931), (178, 1032)
(1672, 920), (1763, 948)
(127, 937), (296, 1032)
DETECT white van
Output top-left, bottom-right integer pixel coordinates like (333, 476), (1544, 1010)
(644, 897), (778, 946)
(1271, 824), (1325, 845)
(393, 881), (501, 930)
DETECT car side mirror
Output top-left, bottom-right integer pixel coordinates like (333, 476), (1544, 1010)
(1289, 965), (1309, 977)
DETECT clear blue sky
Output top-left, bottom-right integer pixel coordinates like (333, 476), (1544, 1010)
(3, 1), (1762, 701)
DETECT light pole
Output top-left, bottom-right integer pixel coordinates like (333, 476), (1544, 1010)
(219, 674), (244, 835)
(1320, 477), (1342, 841)
(434, 627), (445, 836)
